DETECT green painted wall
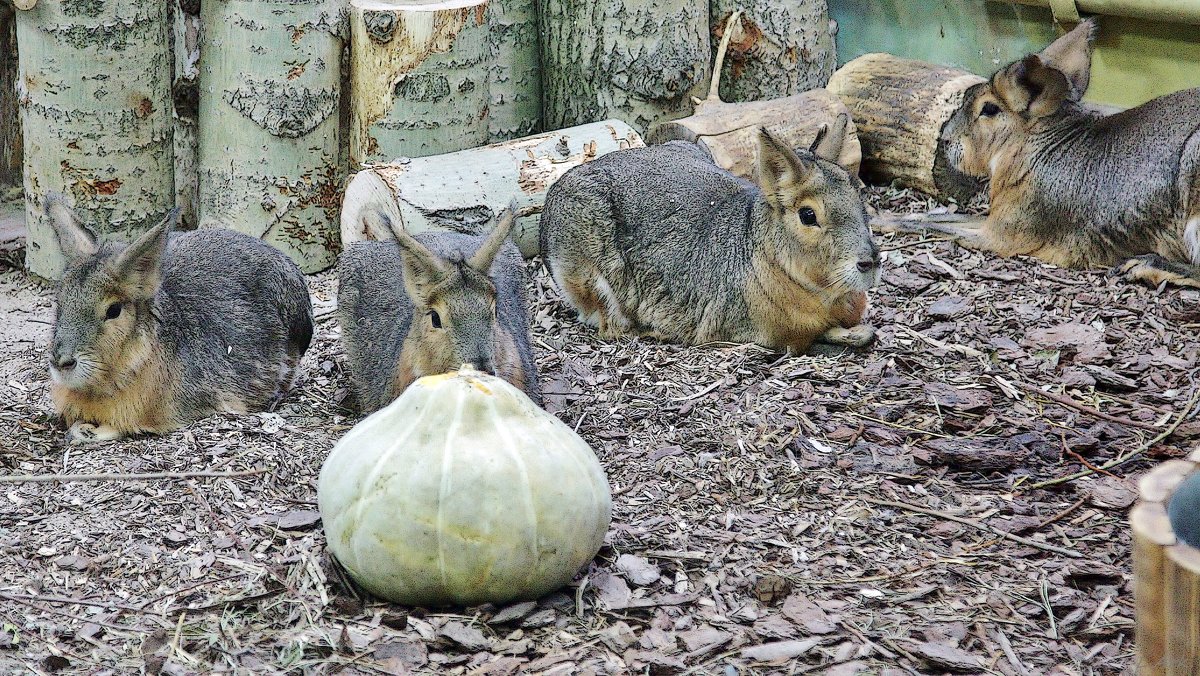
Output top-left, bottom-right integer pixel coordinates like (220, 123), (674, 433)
(828, 0), (1200, 108)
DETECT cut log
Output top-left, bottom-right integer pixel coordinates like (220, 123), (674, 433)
(16, 0), (175, 280)
(1165, 542), (1200, 675)
(0, 5), (21, 190)
(341, 120), (644, 258)
(488, 0), (540, 141)
(827, 53), (986, 203)
(708, 0), (835, 103)
(349, 0), (494, 165)
(649, 11), (859, 179)
(540, 0), (710, 136)
(198, 0), (345, 273)
(1132, 501), (1176, 676)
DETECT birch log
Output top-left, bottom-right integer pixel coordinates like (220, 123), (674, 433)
(198, 0), (345, 273)
(1, 4), (20, 189)
(708, 0), (835, 103)
(488, 0), (540, 141)
(827, 53), (986, 203)
(16, 0), (175, 280)
(341, 120), (643, 257)
(350, 0), (494, 165)
(540, 0), (710, 136)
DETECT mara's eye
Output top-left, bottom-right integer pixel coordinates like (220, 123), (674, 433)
(429, 310), (442, 329)
(104, 302), (122, 320)
(980, 102), (1001, 117)
(798, 207), (818, 226)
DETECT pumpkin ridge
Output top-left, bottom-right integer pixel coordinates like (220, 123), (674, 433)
(437, 383), (468, 599)
(549, 412), (609, 567)
(484, 391), (541, 595)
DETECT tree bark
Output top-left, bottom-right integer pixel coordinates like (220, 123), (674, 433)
(0, 4), (21, 190)
(827, 53), (986, 203)
(649, 89), (860, 180)
(198, 0), (345, 273)
(16, 0), (175, 280)
(341, 119), (643, 257)
(349, 0), (494, 166)
(488, 0), (540, 141)
(170, 0), (200, 230)
(540, 0), (710, 136)
(708, 0), (835, 103)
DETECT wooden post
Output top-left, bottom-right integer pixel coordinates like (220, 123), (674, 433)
(827, 53), (986, 203)
(198, 0), (345, 273)
(1131, 455), (1200, 675)
(16, 0), (175, 280)
(349, 0), (494, 166)
(488, 0), (540, 141)
(708, 0), (835, 103)
(540, 0), (710, 136)
(0, 3), (21, 190)
(340, 120), (644, 258)
(649, 12), (860, 179)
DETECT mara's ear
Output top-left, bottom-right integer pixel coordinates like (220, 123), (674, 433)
(1039, 18), (1097, 100)
(467, 202), (516, 273)
(377, 212), (446, 303)
(809, 113), (848, 164)
(111, 208), (180, 298)
(757, 127), (819, 207)
(44, 193), (98, 259)
(993, 54), (1072, 119)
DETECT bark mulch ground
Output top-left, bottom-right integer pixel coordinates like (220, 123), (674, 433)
(1, 186), (1197, 674)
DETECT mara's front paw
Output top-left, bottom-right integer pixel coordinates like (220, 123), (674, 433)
(66, 422), (123, 445)
(819, 324), (876, 348)
(1116, 254), (1200, 289)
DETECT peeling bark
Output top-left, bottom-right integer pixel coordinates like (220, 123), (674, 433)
(1, 6), (21, 190)
(540, 0), (710, 135)
(341, 120), (643, 257)
(709, 0), (835, 103)
(17, 0), (175, 280)
(488, 0), (540, 141)
(350, 0), (494, 165)
(170, 0), (200, 230)
(198, 0), (346, 273)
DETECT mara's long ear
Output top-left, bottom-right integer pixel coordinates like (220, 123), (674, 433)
(377, 212), (446, 303)
(757, 127), (819, 208)
(467, 203), (516, 273)
(809, 113), (848, 164)
(45, 193), (98, 259)
(993, 54), (1072, 120)
(1039, 18), (1097, 101)
(111, 208), (180, 298)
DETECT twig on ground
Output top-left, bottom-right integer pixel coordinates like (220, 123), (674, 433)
(864, 498), (1084, 558)
(1006, 379), (1160, 431)
(0, 468), (268, 483)
(993, 627), (1031, 676)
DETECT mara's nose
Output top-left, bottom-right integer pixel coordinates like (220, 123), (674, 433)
(52, 354), (77, 371)
(857, 257), (879, 274)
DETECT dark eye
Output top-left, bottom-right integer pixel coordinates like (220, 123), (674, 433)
(798, 207), (818, 226)
(104, 302), (122, 320)
(429, 310), (442, 329)
(980, 102), (1001, 117)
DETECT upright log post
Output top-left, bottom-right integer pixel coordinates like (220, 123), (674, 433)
(341, 120), (644, 257)
(827, 53), (986, 203)
(198, 0), (346, 273)
(540, 0), (710, 135)
(15, 0), (175, 280)
(488, 0), (540, 141)
(1131, 454), (1200, 675)
(708, 0), (835, 103)
(349, 0), (494, 165)
(170, 0), (201, 230)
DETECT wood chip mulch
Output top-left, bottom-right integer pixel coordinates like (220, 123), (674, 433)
(1, 185), (1197, 674)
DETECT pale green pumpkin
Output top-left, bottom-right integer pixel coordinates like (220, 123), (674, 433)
(318, 365), (612, 606)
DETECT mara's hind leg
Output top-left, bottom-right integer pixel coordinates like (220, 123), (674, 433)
(266, 354), (303, 412)
(66, 422), (124, 445)
(1117, 253), (1200, 290)
(873, 213), (1004, 253)
(556, 267), (633, 339)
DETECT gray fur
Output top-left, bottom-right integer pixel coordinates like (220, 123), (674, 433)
(539, 134), (879, 352)
(337, 228), (541, 411)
